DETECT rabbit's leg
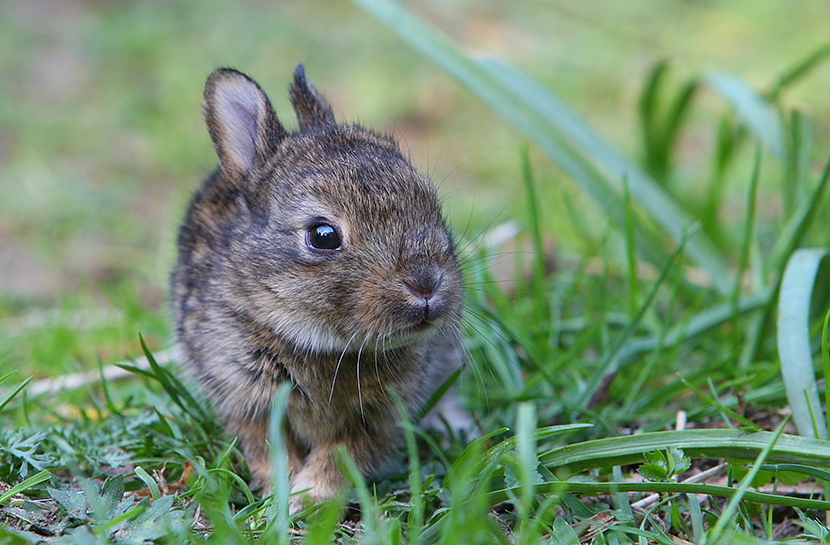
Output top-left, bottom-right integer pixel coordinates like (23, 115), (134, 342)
(229, 415), (306, 495)
(288, 432), (393, 514)
(229, 416), (272, 492)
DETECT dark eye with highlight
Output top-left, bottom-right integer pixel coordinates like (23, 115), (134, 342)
(306, 223), (342, 251)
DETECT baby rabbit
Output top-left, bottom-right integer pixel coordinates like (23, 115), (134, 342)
(172, 65), (465, 512)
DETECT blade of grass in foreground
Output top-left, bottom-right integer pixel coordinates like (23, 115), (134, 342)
(706, 419), (786, 544)
(777, 248), (828, 439)
(0, 470), (51, 505)
(0, 373), (32, 412)
(539, 429), (830, 471)
(488, 480), (830, 511)
(264, 382), (293, 544)
(350, 0), (733, 294)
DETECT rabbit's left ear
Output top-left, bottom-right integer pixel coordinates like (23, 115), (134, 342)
(204, 68), (287, 183)
(290, 64), (336, 131)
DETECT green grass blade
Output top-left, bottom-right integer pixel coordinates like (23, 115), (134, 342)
(539, 429), (830, 471)
(134, 466), (161, 500)
(350, 0), (733, 294)
(705, 72), (785, 158)
(823, 307), (830, 436)
(613, 287), (774, 373)
(732, 148), (761, 308)
(622, 176), (639, 318)
(579, 229), (688, 408)
(391, 390), (424, 544)
(414, 366), (461, 424)
(678, 376), (760, 431)
(480, 59), (730, 293)
(770, 157), (830, 271)
(784, 109), (813, 217)
(338, 446), (378, 536)
(520, 147), (546, 284)
(760, 463), (830, 482)
(515, 402), (537, 522)
(0, 375), (32, 413)
(264, 382), (293, 544)
(639, 60), (668, 177)
(0, 470), (51, 505)
(777, 248), (828, 439)
(687, 493), (705, 541)
(768, 43), (830, 101)
(662, 79), (699, 164)
(488, 480), (830, 511)
(707, 419), (786, 544)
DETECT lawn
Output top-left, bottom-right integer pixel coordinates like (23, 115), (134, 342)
(2, 0), (830, 543)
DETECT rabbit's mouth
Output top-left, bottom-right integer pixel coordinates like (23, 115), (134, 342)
(413, 319), (431, 331)
(393, 317), (442, 346)
(411, 317), (435, 333)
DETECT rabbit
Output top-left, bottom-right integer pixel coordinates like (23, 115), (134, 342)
(172, 64), (466, 513)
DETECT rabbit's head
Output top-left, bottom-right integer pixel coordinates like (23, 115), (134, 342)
(203, 66), (463, 355)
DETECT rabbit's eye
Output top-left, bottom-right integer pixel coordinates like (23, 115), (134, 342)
(306, 223), (342, 251)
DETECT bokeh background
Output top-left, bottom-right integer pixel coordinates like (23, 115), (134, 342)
(2, 0), (830, 376)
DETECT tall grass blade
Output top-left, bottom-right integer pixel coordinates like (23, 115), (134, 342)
(705, 72), (785, 158)
(639, 61), (668, 178)
(622, 176), (639, 318)
(0, 375), (32, 413)
(518, 146), (551, 330)
(613, 287), (774, 373)
(489, 479), (830, 511)
(338, 447), (378, 537)
(768, 43), (830, 101)
(784, 109), (813, 216)
(706, 419), (787, 544)
(540, 429), (830, 471)
(481, 59), (730, 292)
(264, 382), (293, 544)
(733, 148), (761, 301)
(823, 308), (830, 437)
(515, 402), (537, 522)
(350, 0), (733, 294)
(777, 248), (828, 439)
(660, 79), (698, 174)
(770, 157), (830, 271)
(579, 228), (689, 408)
(391, 390), (424, 544)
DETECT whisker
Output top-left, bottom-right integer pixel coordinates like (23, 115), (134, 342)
(373, 335), (382, 385)
(356, 334), (370, 424)
(330, 331), (358, 405)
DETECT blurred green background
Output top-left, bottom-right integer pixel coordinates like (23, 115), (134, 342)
(2, 0), (829, 377)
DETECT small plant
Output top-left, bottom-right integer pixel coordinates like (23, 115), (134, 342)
(637, 447), (691, 482)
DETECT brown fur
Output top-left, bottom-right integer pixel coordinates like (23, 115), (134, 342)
(172, 65), (464, 512)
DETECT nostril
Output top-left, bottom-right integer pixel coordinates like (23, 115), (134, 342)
(405, 281), (434, 301)
(405, 270), (443, 302)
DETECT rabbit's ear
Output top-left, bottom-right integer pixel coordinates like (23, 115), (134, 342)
(290, 64), (335, 131)
(204, 69), (287, 182)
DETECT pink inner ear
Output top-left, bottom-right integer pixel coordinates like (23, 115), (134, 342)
(214, 81), (264, 174)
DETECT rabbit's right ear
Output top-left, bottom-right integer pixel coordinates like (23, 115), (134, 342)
(204, 69), (287, 182)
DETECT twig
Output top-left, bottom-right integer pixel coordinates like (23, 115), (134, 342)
(631, 463), (727, 510)
(22, 346), (180, 398)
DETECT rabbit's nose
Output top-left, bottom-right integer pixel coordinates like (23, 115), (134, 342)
(405, 269), (443, 302)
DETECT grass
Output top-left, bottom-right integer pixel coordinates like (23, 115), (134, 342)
(3, 0), (830, 543)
